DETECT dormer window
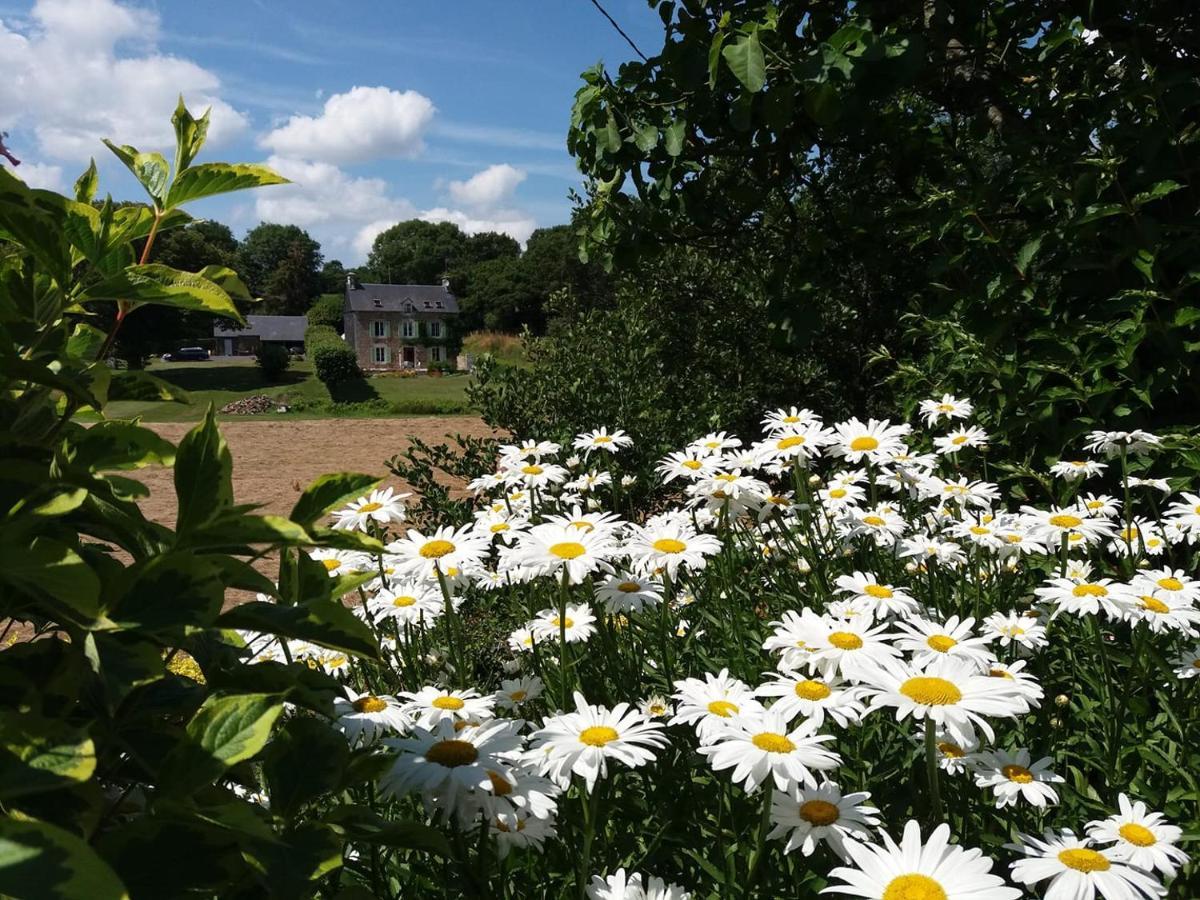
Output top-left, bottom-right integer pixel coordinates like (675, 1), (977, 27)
(372, 298), (382, 308)
(435, 300), (444, 309)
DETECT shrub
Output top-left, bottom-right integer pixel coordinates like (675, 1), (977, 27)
(256, 342), (290, 381)
(307, 293), (344, 331)
(306, 324), (361, 386)
(0, 101), (440, 897)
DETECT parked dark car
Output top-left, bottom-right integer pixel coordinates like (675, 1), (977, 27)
(164, 347), (210, 362)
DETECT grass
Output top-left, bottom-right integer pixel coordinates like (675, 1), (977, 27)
(94, 358), (475, 422)
(462, 331), (528, 368)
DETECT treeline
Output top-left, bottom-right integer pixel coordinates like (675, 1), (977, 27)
(111, 215), (607, 366)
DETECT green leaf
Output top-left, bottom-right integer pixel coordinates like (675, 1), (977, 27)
(1015, 236), (1043, 276)
(166, 163), (289, 210)
(722, 30), (766, 92)
(196, 265), (253, 304)
(67, 421), (176, 471)
(0, 816), (129, 900)
(174, 406), (234, 533)
(79, 264), (245, 322)
(1132, 179), (1183, 206)
(0, 537), (103, 629)
(73, 160), (99, 203)
(102, 141), (170, 208)
(1075, 202), (1125, 225)
(171, 96), (211, 176)
(325, 806), (450, 857)
(663, 119), (685, 157)
(181, 513), (313, 550)
(107, 551), (225, 633)
(107, 370), (191, 404)
(0, 713), (96, 800)
(160, 693), (284, 793)
(263, 717), (349, 819)
(217, 599), (380, 659)
(289, 473), (382, 527)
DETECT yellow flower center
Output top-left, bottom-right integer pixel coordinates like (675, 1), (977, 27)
(899, 677), (962, 706)
(951, 435), (968, 445)
(777, 435), (806, 450)
(1001, 764), (1034, 783)
(829, 488), (847, 499)
(617, 581), (642, 593)
(352, 695), (388, 714)
(358, 502), (383, 512)
(828, 631), (863, 650)
(570, 520), (595, 532)
(420, 539), (455, 559)
(937, 403), (954, 412)
(521, 464), (543, 475)
(850, 436), (879, 452)
(861, 515), (886, 527)
(707, 700), (739, 717)
(1156, 577), (1184, 591)
(751, 732), (796, 754)
(432, 695), (465, 710)
(508, 690), (527, 702)
(392, 595), (417, 607)
(549, 541), (586, 560)
(1049, 514), (1083, 528)
(970, 525), (991, 535)
(864, 584), (893, 599)
(1073, 583), (1108, 597)
(926, 634), (958, 653)
(937, 741), (965, 758)
(592, 435), (613, 444)
(653, 538), (687, 554)
(425, 739), (478, 767)
(794, 680), (832, 701)
(797, 799), (840, 826)
(1139, 596), (1170, 614)
(487, 770), (513, 795)
(881, 874), (947, 900)
(326, 655), (348, 669)
(321, 558), (342, 571)
(1118, 823), (1157, 847)
(1087, 500), (1105, 509)
(550, 617), (574, 629)
(682, 459), (702, 470)
(989, 668), (1015, 680)
(1057, 848), (1111, 873)
(490, 523), (509, 533)
(579, 725), (619, 746)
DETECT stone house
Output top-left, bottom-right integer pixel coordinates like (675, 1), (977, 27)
(343, 277), (459, 370)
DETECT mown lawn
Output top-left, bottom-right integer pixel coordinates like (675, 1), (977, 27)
(96, 358), (474, 422)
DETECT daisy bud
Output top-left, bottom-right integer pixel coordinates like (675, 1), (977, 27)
(1050, 717), (1062, 727)
(796, 559), (811, 574)
(807, 475), (821, 486)
(1054, 694), (1070, 707)
(502, 659), (522, 674)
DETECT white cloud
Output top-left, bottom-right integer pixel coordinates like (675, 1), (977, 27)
(419, 207), (536, 245)
(447, 163), (526, 210)
(14, 161), (66, 192)
(0, 0), (248, 161)
(258, 86), (435, 164)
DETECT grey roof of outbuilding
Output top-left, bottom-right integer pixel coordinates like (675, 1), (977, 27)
(213, 315), (308, 341)
(345, 282), (459, 314)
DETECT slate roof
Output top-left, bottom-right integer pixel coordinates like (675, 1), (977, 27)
(213, 315), (308, 342)
(345, 282), (459, 314)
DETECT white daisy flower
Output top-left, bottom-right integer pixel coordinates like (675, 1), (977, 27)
(491, 810), (557, 858)
(688, 431), (742, 456)
(527, 692), (668, 791)
(1086, 793), (1190, 879)
(1079, 493), (1122, 518)
(368, 580), (445, 625)
(1034, 576), (1133, 620)
(768, 780), (879, 860)
(933, 425), (989, 455)
(656, 450), (719, 483)
(331, 486), (409, 531)
(531, 602), (598, 645)
(972, 748), (1063, 808)
(586, 869), (691, 900)
(402, 686), (496, 729)
(332, 688), (410, 746)
(379, 718), (523, 806)
(825, 820), (1020, 900)
(670, 669), (764, 744)
(594, 573), (663, 614)
(1021, 505), (1117, 547)
(893, 615), (996, 669)
(494, 675), (544, 712)
(795, 615), (902, 681)
(829, 417), (912, 465)
(762, 406), (821, 433)
(754, 672), (865, 728)
(698, 709), (840, 793)
(1009, 829), (1164, 900)
(573, 427), (633, 455)
(1051, 459), (1108, 481)
(625, 519), (722, 578)
(388, 525), (491, 581)
(514, 522), (614, 584)
(1170, 644), (1200, 679)
(981, 611), (1048, 651)
(1083, 429), (1162, 457)
(919, 394), (974, 426)
(639, 694), (672, 718)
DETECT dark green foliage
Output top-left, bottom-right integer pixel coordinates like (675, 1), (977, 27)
(566, 0), (1200, 466)
(307, 293), (344, 331)
(306, 325), (360, 387)
(385, 434), (502, 528)
(365, 219), (466, 284)
(238, 223), (323, 314)
(469, 247), (795, 473)
(319, 258), (346, 294)
(0, 103), (438, 898)
(256, 343), (290, 382)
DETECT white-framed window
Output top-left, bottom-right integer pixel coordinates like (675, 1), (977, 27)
(372, 345), (389, 364)
(371, 320), (387, 338)
(401, 320), (416, 338)
(430, 346), (443, 363)
(428, 320), (443, 338)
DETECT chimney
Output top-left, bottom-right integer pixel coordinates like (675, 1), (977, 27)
(346, 272), (360, 291)
(441, 277), (450, 289)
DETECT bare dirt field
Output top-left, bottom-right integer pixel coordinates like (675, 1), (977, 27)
(135, 416), (495, 527)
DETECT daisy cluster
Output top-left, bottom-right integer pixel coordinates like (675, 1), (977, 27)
(231, 401), (1198, 898)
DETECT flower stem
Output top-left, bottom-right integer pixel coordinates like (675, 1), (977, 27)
(744, 788), (774, 897)
(924, 715), (943, 822)
(578, 781), (603, 900)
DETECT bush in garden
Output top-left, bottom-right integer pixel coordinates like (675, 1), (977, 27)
(307, 293), (344, 331)
(0, 101), (442, 899)
(256, 342), (290, 382)
(307, 328), (361, 386)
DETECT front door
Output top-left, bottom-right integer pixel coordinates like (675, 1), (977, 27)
(402, 345), (415, 367)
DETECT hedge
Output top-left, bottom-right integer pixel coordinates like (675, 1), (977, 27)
(307, 294), (344, 330)
(306, 325), (360, 386)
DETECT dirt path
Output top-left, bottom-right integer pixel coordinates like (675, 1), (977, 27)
(136, 416), (495, 527)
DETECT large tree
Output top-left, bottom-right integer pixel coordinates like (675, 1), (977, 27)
(365, 220), (467, 284)
(238, 223), (323, 313)
(566, 0), (1200, 461)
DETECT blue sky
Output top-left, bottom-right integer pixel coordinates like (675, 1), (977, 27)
(0, 0), (664, 262)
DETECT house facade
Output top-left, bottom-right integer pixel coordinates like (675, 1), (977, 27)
(343, 278), (459, 370)
(212, 315), (308, 356)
